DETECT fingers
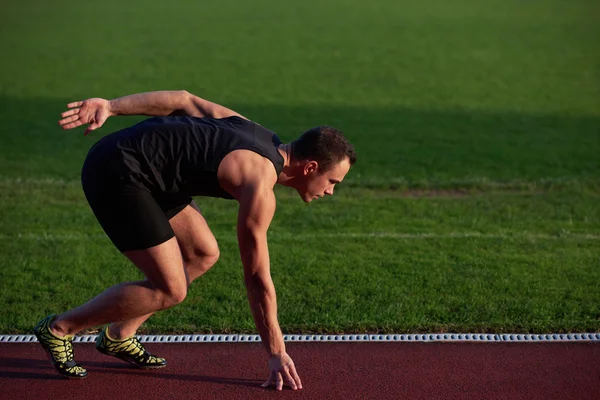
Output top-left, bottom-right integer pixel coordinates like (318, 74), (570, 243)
(61, 108), (80, 118)
(58, 114), (79, 127)
(261, 372), (274, 388)
(262, 369), (302, 390)
(289, 364), (303, 390)
(60, 120), (83, 130)
(58, 105), (81, 128)
(282, 369), (298, 390)
(262, 354), (302, 391)
(84, 123), (100, 136)
(59, 102), (83, 128)
(261, 372), (284, 391)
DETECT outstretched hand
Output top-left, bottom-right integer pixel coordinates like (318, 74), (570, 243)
(58, 98), (111, 136)
(262, 352), (303, 391)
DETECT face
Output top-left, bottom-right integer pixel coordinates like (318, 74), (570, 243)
(298, 157), (351, 202)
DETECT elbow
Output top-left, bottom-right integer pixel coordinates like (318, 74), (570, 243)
(177, 90), (204, 117)
(178, 90), (193, 104)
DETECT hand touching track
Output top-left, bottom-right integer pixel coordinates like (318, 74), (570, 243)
(58, 98), (111, 135)
(262, 352), (303, 391)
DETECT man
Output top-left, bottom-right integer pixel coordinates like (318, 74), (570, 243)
(33, 90), (356, 390)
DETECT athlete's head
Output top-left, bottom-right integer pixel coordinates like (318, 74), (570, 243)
(290, 126), (356, 202)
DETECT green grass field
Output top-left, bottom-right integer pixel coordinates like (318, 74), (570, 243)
(0, 0), (598, 334)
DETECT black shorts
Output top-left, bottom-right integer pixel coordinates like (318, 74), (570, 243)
(81, 149), (192, 252)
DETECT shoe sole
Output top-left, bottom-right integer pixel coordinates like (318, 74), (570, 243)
(96, 346), (167, 369)
(33, 330), (88, 379)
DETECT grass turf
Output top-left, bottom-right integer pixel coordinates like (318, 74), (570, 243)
(1, 183), (598, 333)
(0, 0), (598, 333)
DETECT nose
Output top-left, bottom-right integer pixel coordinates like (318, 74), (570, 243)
(325, 186), (334, 196)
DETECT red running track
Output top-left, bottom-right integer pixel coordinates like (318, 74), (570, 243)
(1, 342), (599, 400)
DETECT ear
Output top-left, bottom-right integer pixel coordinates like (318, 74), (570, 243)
(303, 161), (319, 175)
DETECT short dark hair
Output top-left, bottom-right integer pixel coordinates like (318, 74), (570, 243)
(291, 126), (356, 172)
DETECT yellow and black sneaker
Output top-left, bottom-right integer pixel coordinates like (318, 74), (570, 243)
(95, 326), (167, 369)
(33, 315), (87, 378)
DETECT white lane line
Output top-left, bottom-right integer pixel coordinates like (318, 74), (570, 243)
(3, 232), (599, 241)
(1, 333), (598, 343)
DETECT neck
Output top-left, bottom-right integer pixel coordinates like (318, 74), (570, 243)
(277, 143), (300, 186)
(277, 143), (293, 167)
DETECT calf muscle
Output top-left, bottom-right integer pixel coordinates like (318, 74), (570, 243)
(52, 280), (171, 336)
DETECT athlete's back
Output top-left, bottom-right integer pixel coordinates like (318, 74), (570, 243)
(86, 116), (284, 198)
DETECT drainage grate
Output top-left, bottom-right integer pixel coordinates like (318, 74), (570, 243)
(1, 333), (598, 343)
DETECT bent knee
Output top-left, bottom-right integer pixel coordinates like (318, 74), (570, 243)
(186, 246), (220, 275)
(202, 247), (220, 269)
(156, 285), (187, 309)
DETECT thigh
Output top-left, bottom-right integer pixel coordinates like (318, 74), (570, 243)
(83, 183), (176, 252)
(83, 182), (188, 292)
(82, 156), (191, 290)
(122, 236), (187, 295)
(169, 201), (219, 266)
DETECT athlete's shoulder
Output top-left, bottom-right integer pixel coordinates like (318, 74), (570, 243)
(218, 149), (277, 199)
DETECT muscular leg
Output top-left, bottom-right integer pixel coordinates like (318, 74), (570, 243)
(107, 201), (220, 339)
(49, 236), (188, 337)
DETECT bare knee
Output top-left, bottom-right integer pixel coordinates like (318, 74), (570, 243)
(200, 247), (220, 271)
(155, 284), (187, 310)
(185, 246), (220, 282)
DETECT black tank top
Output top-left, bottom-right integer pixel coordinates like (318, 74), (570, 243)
(88, 116), (284, 199)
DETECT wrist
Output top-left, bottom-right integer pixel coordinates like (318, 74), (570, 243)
(107, 98), (118, 117)
(268, 342), (286, 357)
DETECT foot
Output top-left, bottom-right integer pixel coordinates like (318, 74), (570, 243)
(95, 326), (167, 369)
(33, 315), (87, 378)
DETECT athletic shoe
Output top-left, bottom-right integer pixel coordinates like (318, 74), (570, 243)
(33, 315), (87, 378)
(95, 326), (167, 368)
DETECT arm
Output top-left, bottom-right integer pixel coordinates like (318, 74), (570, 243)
(108, 90), (245, 119)
(237, 184), (302, 390)
(237, 185), (284, 356)
(58, 90), (246, 135)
